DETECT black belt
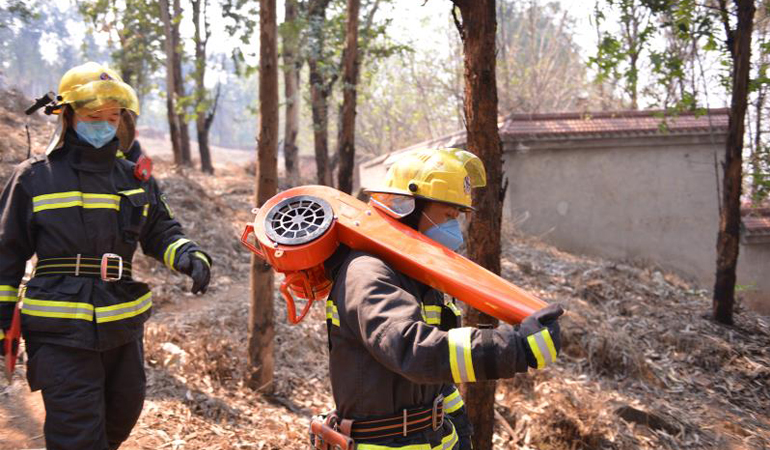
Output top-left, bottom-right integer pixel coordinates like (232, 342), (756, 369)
(34, 254), (132, 281)
(334, 394), (444, 441)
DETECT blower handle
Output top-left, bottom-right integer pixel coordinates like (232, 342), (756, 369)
(281, 272), (316, 324)
(240, 224), (266, 260)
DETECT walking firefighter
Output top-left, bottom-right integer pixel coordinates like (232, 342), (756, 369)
(0, 61), (212, 450)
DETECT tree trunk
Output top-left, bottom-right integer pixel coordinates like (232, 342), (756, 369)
(282, 0), (301, 185)
(248, 0), (279, 392)
(159, 0), (183, 165)
(308, 0), (333, 186)
(452, 1), (503, 448)
(337, 0), (360, 194)
(713, 0), (755, 325)
(192, 0), (214, 174)
(172, 0), (192, 166)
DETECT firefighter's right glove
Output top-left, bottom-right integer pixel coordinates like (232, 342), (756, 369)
(176, 252), (211, 294)
(520, 303), (564, 369)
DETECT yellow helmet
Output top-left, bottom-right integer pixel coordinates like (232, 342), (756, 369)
(367, 148), (487, 216)
(45, 62), (140, 155)
(57, 62), (140, 116)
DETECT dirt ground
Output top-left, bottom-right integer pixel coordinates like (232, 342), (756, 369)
(0, 91), (769, 450)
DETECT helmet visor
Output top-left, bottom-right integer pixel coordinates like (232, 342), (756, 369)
(60, 79), (140, 116)
(369, 192), (416, 218)
(452, 149), (487, 188)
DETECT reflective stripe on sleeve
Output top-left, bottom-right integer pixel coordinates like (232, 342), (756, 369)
(21, 298), (94, 321)
(326, 299), (340, 326)
(443, 386), (465, 414)
(193, 251), (211, 268)
(0, 329), (4, 340)
(163, 238), (191, 270)
(448, 327), (476, 383)
(95, 293), (152, 323)
(422, 305), (442, 325)
(0, 285), (19, 302)
(526, 328), (558, 369)
(33, 191), (120, 212)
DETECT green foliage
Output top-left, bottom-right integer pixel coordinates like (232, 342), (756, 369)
(76, 0), (164, 100)
(223, 0), (258, 77)
(0, 0), (36, 28)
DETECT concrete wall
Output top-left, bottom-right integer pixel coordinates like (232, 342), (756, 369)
(737, 244), (770, 315)
(359, 131), (770, 313)
(504, 134), (726, 283)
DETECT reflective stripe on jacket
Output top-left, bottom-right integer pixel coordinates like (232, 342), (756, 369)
(323, 247), (529, 448)
(0, 131), (207, 350)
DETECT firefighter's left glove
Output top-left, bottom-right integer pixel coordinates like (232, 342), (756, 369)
(177, 251), (211, 294)
(520, 303), (564, 369)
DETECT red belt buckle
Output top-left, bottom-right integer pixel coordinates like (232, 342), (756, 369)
(100, 253), (123, 282)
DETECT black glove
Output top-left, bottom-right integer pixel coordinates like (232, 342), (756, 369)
(176, 251), (211, 294)
(520, 303), (564, 369)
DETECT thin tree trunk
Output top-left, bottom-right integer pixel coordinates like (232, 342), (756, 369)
(192, 0), (214, 174)
(159, 0), (182, 165)
(172, 0), (192, 166)
(283, 0), (301, 186)
(308, 0), (333, 186)
(713, 0), (755, 325)
(452, 1), (503, 449)
(248, 0), (279, 391)
(337, 0), (360, 194)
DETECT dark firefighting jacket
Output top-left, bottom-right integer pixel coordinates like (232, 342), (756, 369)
(0, 131), (207, 351)
(324, 246), (529, 449)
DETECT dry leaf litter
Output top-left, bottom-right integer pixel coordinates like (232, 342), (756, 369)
(0, 91), (768, 450)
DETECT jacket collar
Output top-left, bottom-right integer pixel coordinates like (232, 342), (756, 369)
(64, 129), (118, 173)
(324, 244), (352, 281)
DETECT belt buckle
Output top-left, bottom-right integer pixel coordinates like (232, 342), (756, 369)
(432, 394), (444, 431)
(100, 253), (123, 282)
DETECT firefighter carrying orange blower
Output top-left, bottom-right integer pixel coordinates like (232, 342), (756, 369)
(314, 148), (564, 450)
(240, 147), (563, 450)
(0, 62), (211, 450)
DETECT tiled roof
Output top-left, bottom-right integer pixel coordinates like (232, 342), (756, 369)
(361, 108), (732, 170)
(499, 109), (730, 139)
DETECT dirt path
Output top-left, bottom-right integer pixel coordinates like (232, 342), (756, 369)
(0, 283), (250, 450)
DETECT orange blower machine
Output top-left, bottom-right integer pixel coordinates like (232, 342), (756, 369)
(241, 185), (547, 324)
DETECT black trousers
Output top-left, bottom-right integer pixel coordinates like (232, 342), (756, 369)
(26, 339), (146, 450)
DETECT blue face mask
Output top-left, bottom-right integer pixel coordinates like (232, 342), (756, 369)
(423, 213), (464, 251)
(75, 121), (117, 149)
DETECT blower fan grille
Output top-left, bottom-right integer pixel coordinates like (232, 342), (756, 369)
(264, 195), (334, 245)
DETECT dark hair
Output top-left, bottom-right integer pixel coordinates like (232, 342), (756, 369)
(399, 197), (427, 230)
(63, 105), (74, 127)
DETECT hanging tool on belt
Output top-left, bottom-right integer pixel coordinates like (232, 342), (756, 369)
(309, 418), (355, 450)
(4, 297), (22, 382)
